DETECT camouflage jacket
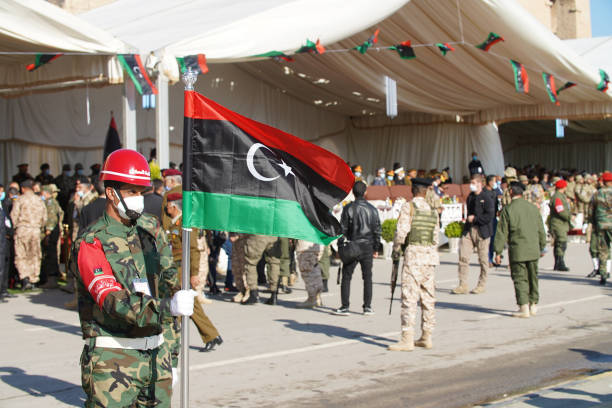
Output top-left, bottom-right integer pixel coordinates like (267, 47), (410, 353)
(393, 197), (440, 266)
(576, 183), (596, 214)
(72, 211), (181, 362)
(11, 191), (47, 229)
(593, 186), (612, 231)
(45, 197), (64, 232)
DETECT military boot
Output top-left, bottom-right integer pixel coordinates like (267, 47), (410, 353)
(529, 303), (538, 316)
(557, 257), (570, 272)
(512, 304), (530, 318)
(414, 331), (433, 349)
(322, 279), (329, 293)
(232, 289), (246, 303)
(587, 258), (600, 277)
(265, 290), (278, 305)
(297, 295), (317, 309)
(280, 276), (292, 294)
(470, 284), (485, 294)
(315, 292), (323, 307)
(39, 276), (59, 289)
(388, 329), (414, 352)
(21, 278), (33, 291)
(451, 283), (468, 294)
(242, 289), (259, 305)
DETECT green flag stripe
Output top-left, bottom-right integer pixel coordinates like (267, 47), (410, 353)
(182, 191), (338, 245)
(117, 55), (143, 94)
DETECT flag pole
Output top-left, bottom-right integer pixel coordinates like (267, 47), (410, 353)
(180, 67), (197, 408)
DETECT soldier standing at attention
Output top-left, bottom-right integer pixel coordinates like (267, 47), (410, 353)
(243, 234), (281, 305)
(494, 182), (547, 318)
(73, 149), (196, 406)
(165, 192), (222, 351)
(295, 239), (325, 309)
(389, 178), (439, 351)
(39, 184), (64, 289)
(230, 233), (249, 303)
(592, 172), (612, 285)
(11, 179), (47, 290)
(549, 179), (572, 271)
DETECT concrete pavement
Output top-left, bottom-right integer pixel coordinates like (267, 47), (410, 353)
(0, 241), (610, 407)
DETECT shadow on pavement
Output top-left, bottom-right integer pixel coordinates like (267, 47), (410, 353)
(570, 348), (612, 363)
(436, 301), (509, 317)
(23, 289), (75, 311)
(15, 314), (81, 336)
(538, 272), (612, 288)
(275, 319), (393, 348)
(0, 366), (84, 407)
(520, 388), (612, 407)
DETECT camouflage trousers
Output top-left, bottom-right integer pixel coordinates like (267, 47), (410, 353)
(14, 226), (42, 283)
(231, 237), (247, 292)
(596, 229), (612, 279)
(244, 235), (280, 290)
(81, 339), (172, 407)
(401, 263), (436, 334)
(297, 250), (323, 297)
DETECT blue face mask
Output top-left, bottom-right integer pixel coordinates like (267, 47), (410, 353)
(77, 169), (84, 176)
(41, 195), (46, 201)
(0, 192), (4, 201)
(64, 171), (71, 177)
(472, 156), (478, 161)
(387, 176), (393, 181)
(44, 169), (50, 175)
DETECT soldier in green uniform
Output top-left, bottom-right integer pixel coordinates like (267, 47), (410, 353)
(73, 149), (197, 407)
(319, 245), (331, 292)
(244, 234), (280, 305)
(39, 184), (64, 288)
(549, 179), (572, 271)
(494, 182), (547, 318)
(587, 193), (601, 278)
(592, 172), (612, 285)
(278, 237), (293, 294)
(165, 192), (223, 350)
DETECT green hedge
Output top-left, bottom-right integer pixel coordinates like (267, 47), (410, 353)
(444, 221), (464, 238)
(381, 219), (398, 242)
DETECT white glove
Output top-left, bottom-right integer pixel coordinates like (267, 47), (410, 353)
(170, 289), (197, 316)
(172, 367), (178, 388)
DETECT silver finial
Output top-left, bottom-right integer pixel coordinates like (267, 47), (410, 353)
(182, 67), (197, 91)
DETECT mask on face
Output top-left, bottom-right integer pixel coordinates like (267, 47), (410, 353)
(354, 172), (362, 178)
(164, 186), (171, 191)
(41, 195), (46, 201)
(44, 169), (50, 175)
(114, 189), (144, 222)
(64, 171), (71, 177)
(469, 183), (478, 192)
(472, 156), (478, 161)
(77, 190), (84, 198)
(387, 176), (393, 181)
(77, 169), (84, 176)
(0, 192), (5, 201)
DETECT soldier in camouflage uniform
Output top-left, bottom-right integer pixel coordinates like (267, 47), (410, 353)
(526, 176), (545, 207)
(39, 184), (64, 288)
(230, 233), (249, 303)
(165, 193), (222, 351)
(11, 179), (47, 289)
(295, 239), (325, 308)
(577, 175), (597, 243)
(501, 167), (518, 207)
(549, 179), (572, 271)
(243, 234), (280, 305)
(389, 178), (439, 352)
(73, 149), (197, 407)
(566, 174), (577, 213)
(592, 172), (612, 285)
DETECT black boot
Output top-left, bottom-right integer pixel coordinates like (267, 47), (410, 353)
(558, 256), (570, 272)
(242, 289), (259, 305)
(322, 279), (329, 293)
(553, 256), (560, 271)
(265, 290), (278, 305)
(21, 278), (32, 291)
(202, 336), (223, 352)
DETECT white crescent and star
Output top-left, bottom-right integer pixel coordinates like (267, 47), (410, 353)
(246, 143), (295, 182)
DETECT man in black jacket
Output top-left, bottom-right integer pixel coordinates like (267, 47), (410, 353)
(334, 181), (381, 316)
(452, 174), (495, 295)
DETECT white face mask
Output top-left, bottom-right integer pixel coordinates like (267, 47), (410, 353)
(77, 190), (84, 198)
(354, 172), (362, 178)
(114, 190), (144, 221)
(469, 183), (478, 192)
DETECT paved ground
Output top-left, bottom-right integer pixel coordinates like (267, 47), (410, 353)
(0, 242), (610, 408)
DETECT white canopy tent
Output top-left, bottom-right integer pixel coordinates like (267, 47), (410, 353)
(1, 0), (610, 183)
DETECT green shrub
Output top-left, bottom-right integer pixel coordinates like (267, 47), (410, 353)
(444, 221), (464, 238)
(381, 219), (398, 242)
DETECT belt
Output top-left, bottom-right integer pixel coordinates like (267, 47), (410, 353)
(94, 334), (164, 350)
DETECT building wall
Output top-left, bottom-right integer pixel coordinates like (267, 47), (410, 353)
(516, 0), (591, 39)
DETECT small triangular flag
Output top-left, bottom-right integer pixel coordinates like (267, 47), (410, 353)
(26, 54), (63, 71)
(542, 72), (560, 106)
(436, 43), (455, 56)
(556, 81), (576, 94)
(355, 29), (380, 54)
(476, 32), (504, 51)
(597, 69), (609, 92)
(296, 39), (325, 54)
(256, 51), (294, 62)
(510, 60), (529, 93)
(391, 41), (416, 60)
(176, 54), (209, 75)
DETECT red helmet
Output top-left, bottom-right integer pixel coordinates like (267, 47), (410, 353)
(100, 149), (151, 187)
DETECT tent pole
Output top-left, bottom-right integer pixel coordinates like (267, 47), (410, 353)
(122, 80), (137, 150)
(156, 74), (170, 169)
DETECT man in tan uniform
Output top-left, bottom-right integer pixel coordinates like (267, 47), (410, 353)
(389, 178), (439, 351)
(12, 179), (47, 289)
(295, 239), (324, 308)
(230, 233), (249, 303)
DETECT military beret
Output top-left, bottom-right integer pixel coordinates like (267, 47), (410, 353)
(412, 177), (434, 187)
(42, 184), (60, 193)
(519, 175), (529, 182)
(40, 163), (50, 170)
(90, 163), (101, 170)
(602, 172), (612, 182)
(555, 179), (567, 189)
(166, 192), (182, 202)
(17, 163), (28, 168)
(62, 164), (71, 171)
(504, 167), (517, 179)
(163, 168), (182, 177)
(75, 163), (84, 170)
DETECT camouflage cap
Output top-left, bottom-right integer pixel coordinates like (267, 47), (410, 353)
(575, 174), (584, 182)
(42, 184), (60, 193)
(551, 176), (561, 184)
(585, 174), (595, 181)
(504, 166), (517, 179)
(519, 175), (529, 182)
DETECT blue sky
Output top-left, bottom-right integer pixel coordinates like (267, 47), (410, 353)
(591, 0), (612, 37)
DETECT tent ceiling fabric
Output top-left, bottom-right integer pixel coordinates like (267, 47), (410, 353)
(0, 0), (130, 95)
(236, 0), (612, 121)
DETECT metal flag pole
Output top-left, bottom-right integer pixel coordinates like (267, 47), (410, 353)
(180, 67), (197, 408)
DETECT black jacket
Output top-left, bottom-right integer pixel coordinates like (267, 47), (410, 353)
(340, 198), (381, 250)
(144, 192), (163, 221)
(79, 197), (106, 235)
(463, 190), (495, 239)
(468, 159), (484, 175)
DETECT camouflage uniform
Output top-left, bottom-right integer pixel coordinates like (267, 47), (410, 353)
(592, 185), (612, 281)
(244, 234), (281, 291)
(74, 212), (179, 407)
(230, 233), (248, 299)
(526, 184), (545, 207)
(319, 245), (331, 281)
(392, 197), (439, 336)
(295, 240), (324, 298)
(576, 180), (597, 242)
(12, 190), (47, 283)
(166, 215), (219, 344)
(41, 192), (64, 281)
(566, 179), (577, 212)
(425, 188), (442, 213)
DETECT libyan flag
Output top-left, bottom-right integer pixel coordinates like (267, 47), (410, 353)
(103, 114), (122, 162)
(182, 91), (354, 244)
